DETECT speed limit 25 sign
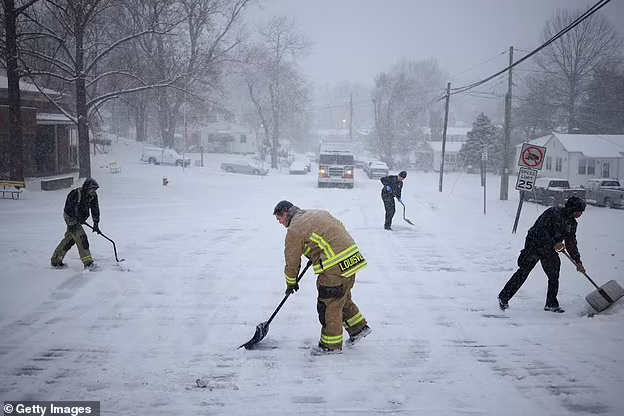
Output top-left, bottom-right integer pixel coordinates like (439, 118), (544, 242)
(516, 167), (538, 191)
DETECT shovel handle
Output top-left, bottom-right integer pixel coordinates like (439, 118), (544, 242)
(560, 249), (601, 291)
(265, 260), (312, 326)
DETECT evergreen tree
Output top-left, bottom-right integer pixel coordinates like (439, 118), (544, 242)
(459, 113), (503, 172)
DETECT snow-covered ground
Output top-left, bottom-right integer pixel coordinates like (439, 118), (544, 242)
(1, 138), (623, 415)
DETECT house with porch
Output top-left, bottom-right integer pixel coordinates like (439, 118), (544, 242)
(0, 73), (77, 179)
(191, 121), (257, 154)
(513, 133), (624, 187)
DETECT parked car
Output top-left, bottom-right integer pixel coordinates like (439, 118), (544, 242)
(525, 177), (585, 207)
(362, 160), (378, 175)
(220, 161), (268, 176)
(141, 146), (191, 167)
(289, 160), (308, 175)
(582, 179), (624, 209)
(294, 156), (311, 172)
(368, 161), (390, 179)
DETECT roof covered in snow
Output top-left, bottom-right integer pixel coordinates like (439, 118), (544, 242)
(517, 134), (624, 158)
(428, 141), (464, 152)
(552, 134), (624, 158)
(0, 74), (61, 96)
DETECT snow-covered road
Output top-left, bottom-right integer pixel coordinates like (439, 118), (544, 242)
(1, 144), (623, 415)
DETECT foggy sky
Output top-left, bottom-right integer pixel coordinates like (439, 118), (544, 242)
(248, 0), (624, 88)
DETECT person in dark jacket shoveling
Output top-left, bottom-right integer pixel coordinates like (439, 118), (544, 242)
(50, 178), (102, 270)
(498, 196), (586, 313)
(380, 171), (407, 230)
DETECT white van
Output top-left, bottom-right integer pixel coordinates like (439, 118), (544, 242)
(141, 147), (191, 167)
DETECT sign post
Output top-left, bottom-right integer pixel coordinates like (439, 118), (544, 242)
(482, 152), (487, 215)
(512, 143), (546, 233)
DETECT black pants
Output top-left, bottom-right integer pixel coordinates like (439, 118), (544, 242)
(498, 243), (561, 307)
(382, 195), (395, 229)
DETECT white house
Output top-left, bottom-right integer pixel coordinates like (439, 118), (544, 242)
(192, 121), (257, 154)
(513, 133), (624, 186)
(430, 141), (464, 172)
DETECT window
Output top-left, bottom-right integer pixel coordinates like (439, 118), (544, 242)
(444, 153), (457, 162)
(587, 159), (595, 175)
(578, 159), (587, 174)
(555, 157), (562, 172)
(240, 134), (247, 144)
(545, 156), (552, 170)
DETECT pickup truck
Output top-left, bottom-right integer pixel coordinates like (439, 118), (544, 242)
(141, 146), (191, 167)
(582, 179), (624, 209)
(526, 177), (586, 207)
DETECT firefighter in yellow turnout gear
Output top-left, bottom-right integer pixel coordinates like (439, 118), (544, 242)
(273, 200), (371, 354)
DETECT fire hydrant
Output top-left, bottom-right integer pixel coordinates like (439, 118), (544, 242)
(162, 177), (169, 186)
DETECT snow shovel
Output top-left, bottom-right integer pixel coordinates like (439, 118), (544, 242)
(239, 260), (312, 350)
(398, 200), (415, 226)
(561, 250), (624, 313)
(84, 222), (125, 263)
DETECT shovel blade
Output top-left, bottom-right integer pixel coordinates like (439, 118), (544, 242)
(403, 217), (415, 226)
(239, 321), (269, 350)
(585, 280), (624, 313)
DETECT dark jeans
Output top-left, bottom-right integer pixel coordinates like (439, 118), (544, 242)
(382, 196), (395, 228)
(498, 243), (561, 307)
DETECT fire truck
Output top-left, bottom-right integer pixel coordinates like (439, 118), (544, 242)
(317, 142), (355, 188)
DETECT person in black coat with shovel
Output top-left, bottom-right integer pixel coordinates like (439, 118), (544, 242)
(50, 178), (102, 270)
(380, 171), (407, 230)
(497, 196), (587, 313)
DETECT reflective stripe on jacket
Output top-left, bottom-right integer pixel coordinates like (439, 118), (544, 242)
(283, 209), (367, 284)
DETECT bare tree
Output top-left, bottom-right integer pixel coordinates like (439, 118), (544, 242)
(144, 0), (251, 149)
(243, 15), (312, 168)
(0, 0), (40, 181)
(17, 0), (184, 178)
(514, 74), (560, 140)
(536, 8), (622, 132)
(371, 58), (445, 165)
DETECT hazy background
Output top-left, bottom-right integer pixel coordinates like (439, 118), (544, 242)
(248, 0), (624, 88)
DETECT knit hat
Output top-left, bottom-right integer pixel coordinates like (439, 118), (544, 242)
(565, 196), (586, 212)
(398, 171), (407, 179)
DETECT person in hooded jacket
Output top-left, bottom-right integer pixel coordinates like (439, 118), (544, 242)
(497, 196), (587, 313)
(273, 200), (371, 355)
(380, 171), (407, 230)
(51, 178), (101, 270)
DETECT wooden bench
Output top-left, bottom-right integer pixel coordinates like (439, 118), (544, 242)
(0, 180), (25, 200)
(41, 176), (74, 191)
(109, 161), (121, 174)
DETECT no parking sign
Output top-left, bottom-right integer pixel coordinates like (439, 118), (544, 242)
(518, 143), (546, 170)
(512, 143), (547, 234)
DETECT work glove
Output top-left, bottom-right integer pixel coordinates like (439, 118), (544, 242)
(92, 221), (101, 235)
(576, 262), (586, 274)
(285, 282), (299, 295)
(554, 242), (565, 252)
(385, 185), (392, 192)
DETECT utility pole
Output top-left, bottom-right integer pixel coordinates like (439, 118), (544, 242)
(500, 46), (513, 200)
(349, 94), (353, 142)
(439, 82), (451, 192)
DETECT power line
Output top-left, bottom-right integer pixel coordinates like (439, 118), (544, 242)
(444, 0), (612, 98)
(448, 50), (508, 80)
